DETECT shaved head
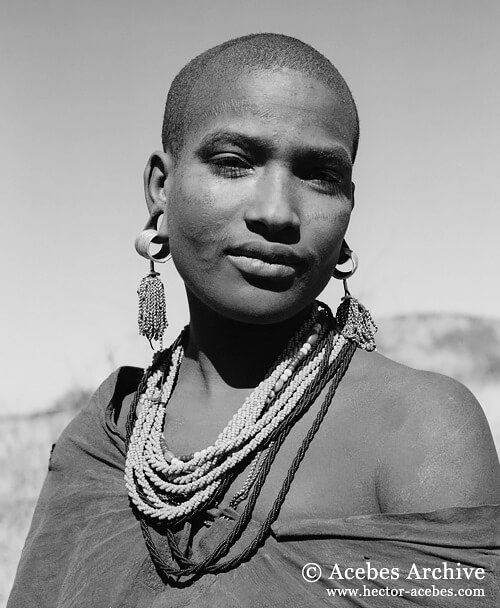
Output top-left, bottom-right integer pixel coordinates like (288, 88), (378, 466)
(162, 33), (360, 163)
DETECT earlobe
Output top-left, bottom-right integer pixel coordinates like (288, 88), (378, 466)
(337, 240), (351, 265)
(143, 150), (172, 217)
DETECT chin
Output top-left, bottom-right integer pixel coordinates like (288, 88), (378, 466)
(202, 285), (320, 326)
(184, 266), (332, 325)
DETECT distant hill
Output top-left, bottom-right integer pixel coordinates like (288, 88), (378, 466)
(377, 313), (500, 384)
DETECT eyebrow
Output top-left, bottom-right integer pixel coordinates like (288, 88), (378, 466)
(197, 131), (271, 155)
(197, 130), (352, 166)
(304, 147), (352, 166)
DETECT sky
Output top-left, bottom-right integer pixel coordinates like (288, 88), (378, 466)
(1, 0), (499, 414)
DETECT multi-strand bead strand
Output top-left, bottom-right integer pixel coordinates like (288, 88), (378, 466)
(124, 346), (183, 513)
(124, 304), (348, 524)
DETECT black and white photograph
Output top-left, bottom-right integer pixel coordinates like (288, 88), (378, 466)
(1, 1), (499, 606)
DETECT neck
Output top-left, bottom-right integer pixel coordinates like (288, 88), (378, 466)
(182, 292), (315, 394)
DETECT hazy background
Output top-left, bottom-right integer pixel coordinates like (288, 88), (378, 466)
(2, 2), (500, 603)
(1, 0), (499, 413)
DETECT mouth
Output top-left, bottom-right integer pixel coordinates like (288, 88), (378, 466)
(225, 243), (306, 280)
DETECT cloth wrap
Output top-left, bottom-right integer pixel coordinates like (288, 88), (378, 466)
(7, 367), (500, 607)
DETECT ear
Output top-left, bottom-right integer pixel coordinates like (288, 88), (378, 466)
(337, 183), (355, 265)
(143, 150), (173, 226)
(337, 240), (351, 265)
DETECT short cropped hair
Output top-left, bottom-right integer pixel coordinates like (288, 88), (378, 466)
(162, 33), (360, 163)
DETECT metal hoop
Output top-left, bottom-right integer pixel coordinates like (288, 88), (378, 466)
(134, 228), (171, 263)
(332, 249), (358, 280)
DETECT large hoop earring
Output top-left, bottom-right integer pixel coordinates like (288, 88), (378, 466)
(134, 228), (171, 263)
(332, 248), (358, 280)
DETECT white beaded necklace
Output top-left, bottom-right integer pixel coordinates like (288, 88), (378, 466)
(125, 303), (348, 524)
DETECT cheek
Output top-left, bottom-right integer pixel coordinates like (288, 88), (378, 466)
(167, 180), (232, 271)
(305, 205), (352, 263)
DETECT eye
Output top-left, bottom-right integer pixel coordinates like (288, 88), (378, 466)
(210, 154), (252, 178)
(297, 166), (344, 195)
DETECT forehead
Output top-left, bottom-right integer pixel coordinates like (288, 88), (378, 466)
(183, 69), (356, 156)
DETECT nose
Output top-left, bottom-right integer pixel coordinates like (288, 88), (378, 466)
(244, 165), (300, 243)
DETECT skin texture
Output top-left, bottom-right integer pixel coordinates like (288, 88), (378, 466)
(140, 67), (500, 520)
(155, 69), (355, 325)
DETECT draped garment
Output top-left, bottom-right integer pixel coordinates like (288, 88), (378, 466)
(7, 367), (500, 607)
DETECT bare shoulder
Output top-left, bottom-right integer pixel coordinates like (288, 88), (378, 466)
(346, 349), (500, 512)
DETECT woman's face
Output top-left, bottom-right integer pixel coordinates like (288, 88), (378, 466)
(162, 68), (355, 324)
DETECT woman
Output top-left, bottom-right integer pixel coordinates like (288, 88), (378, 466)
(8, 33), (500, 607)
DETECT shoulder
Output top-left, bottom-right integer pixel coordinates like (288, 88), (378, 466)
(346, 350), (500, 512)
(85, 366), (144, 415)
(348, 349), (494, 442)
(57, 366), (144, 438)
(49, 366), (144, 473)
(96, 366), (144, 434)
(94, 366), (144, 407)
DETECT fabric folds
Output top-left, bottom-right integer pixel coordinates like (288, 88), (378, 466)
(7, 368), (500, 607)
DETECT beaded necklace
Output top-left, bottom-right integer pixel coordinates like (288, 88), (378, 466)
(124, 296), (376, 580)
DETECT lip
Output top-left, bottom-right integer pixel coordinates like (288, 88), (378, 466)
(225, 243), (306, 280)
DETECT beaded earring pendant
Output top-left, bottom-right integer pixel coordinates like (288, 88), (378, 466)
(335, 293), (377, 352)
(137, 260), (167, 349)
